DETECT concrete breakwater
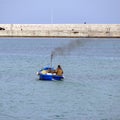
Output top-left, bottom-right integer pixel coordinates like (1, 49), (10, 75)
(0, 24), (120, 38)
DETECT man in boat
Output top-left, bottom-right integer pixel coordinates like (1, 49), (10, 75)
(55, 65), (63, 76)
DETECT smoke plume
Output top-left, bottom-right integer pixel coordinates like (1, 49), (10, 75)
(51, 39), (82, 58)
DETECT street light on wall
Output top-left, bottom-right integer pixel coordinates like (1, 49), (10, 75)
(51, 8), (53, 24)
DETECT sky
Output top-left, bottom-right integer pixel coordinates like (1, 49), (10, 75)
(0, 0), (120, 24)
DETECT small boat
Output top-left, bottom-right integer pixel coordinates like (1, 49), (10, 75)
(36, 67), (64, 81)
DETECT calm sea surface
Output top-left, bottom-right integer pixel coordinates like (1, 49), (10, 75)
(0, 38), (120, 120)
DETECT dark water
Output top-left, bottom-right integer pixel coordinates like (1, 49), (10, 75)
(0, 38), (120, 120)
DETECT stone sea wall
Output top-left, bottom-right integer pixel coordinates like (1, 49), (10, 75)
(0, 24), (120, 38)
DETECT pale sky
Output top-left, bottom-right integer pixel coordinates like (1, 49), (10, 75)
(0, 0), (120, 24)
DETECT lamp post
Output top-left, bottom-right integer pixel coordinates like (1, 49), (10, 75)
(51, 8), (53, 24)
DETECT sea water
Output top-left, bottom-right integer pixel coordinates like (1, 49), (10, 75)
(0, 38), (120, 120)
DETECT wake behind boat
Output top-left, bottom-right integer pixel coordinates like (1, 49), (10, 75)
(36, 66), (64, 81)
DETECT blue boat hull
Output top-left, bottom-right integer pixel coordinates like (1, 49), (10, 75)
(37, 67), (64, 81)
(39, 74), (64, 81)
